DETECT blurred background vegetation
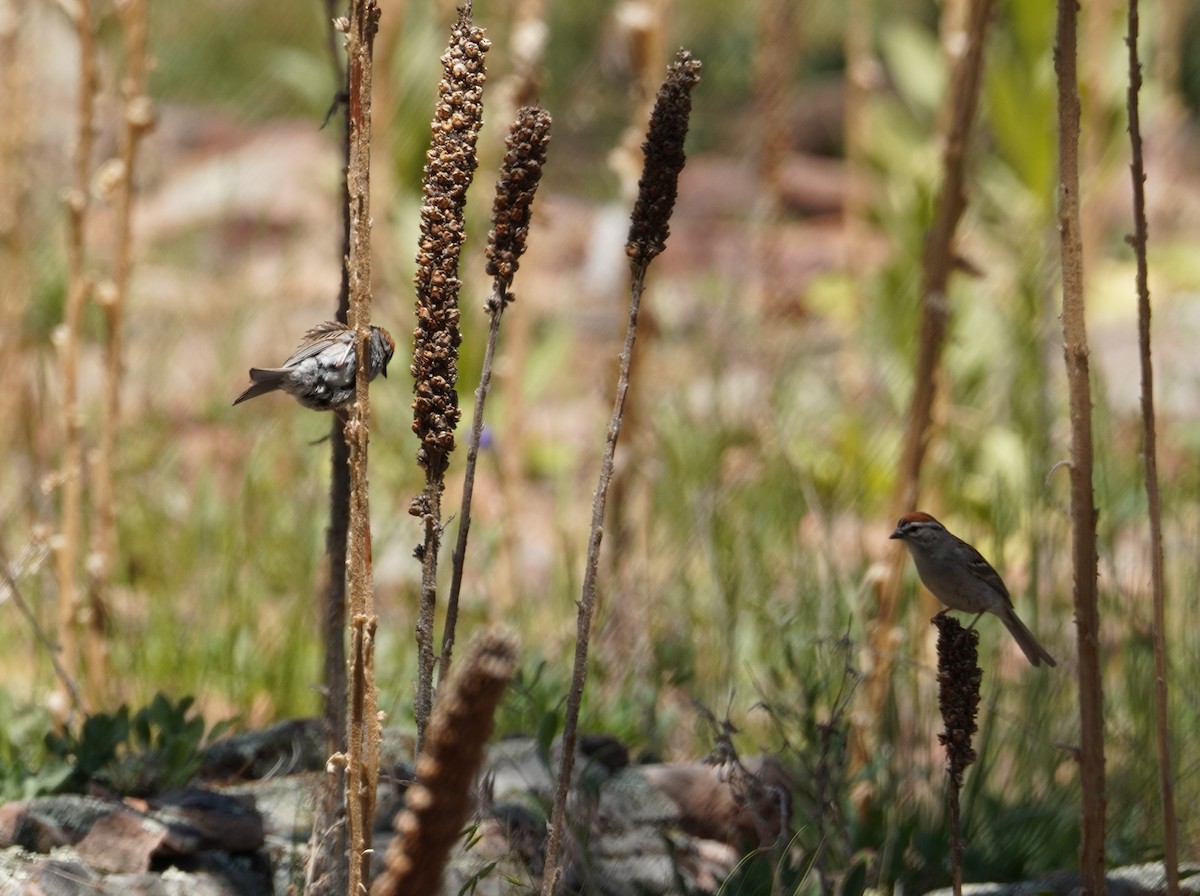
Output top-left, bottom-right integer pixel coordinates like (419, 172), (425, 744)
(3, 0), (1200, 890)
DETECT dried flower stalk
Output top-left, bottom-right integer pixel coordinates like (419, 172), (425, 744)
(54, 0), (99, 720)
(88, 0), (154, 709)
(440, 105), (551, 681)
(934, 613), (981, 896)
(410, 3), (489, 750)
(540, 49), (700, 896)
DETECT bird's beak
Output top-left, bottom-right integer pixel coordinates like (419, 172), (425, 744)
(888, 527), (902, 540)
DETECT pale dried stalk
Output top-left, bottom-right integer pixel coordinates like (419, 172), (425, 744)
(88, 0), (153, 709)
(55, 0), (98, 719)
(842, 0), (874, 302)
(344, 2), (383, 893)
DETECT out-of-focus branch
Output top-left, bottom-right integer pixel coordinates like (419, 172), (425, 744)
(372, 628), (518, 896)
(1054, 1), (1106, 891)
(866, 0), (994, 764)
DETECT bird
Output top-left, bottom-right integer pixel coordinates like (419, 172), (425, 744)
(890, 511), (1057, 667)
(233, 321), (395, 411)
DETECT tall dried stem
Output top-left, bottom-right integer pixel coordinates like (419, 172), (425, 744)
(540, 50), (700, 896)
(54, 0), (98, 720)
(88, 0), (154, 708)
(343, 2), (383, 893)
(1054, 1), (1106, 891)
(410, 4), (488, 750)
(440, 106), (550, 681)
(1125, 2), (1178, 892)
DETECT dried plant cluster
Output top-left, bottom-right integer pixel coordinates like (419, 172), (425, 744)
(934, 612), (981, 895)
(934, 614), (981, 784)
(410, 7), (490, 482)
(373, 629), (519, 896)
(411, 3), (490, 751)
(625, 49), (701, 268)
(484, 106), (553, 305)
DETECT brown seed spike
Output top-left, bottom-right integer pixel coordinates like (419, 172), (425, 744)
(934, 613), (982, 785)
(371, 628), (519, 896)
(626, 49), (702, 268)
(411, 4), (488, 480)
(484, 106), (552, 300)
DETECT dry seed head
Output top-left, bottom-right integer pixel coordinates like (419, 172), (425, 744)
(484, 106), (552, 303)
(626, 49), (701, 267)
(411, 5), (489, 479)
(933, 613), (982, 785)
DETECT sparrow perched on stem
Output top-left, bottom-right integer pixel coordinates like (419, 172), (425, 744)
(890, 511), (1057, 667)
(233, 321), (395, 411)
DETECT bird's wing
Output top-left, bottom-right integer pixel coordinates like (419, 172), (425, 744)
(961, 539), (1013, 604)
(280, 322), (348, 367)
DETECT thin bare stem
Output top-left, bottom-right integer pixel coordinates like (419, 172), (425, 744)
(1125, 2), (1178, 892)
(54, 0), (98, 720)
(439, 297), (502, 684)
(1054, 1), (1106, 891)
(540, 51), (700, 896)
(440, 106), (551, 683)
(344, 2), (382, 893)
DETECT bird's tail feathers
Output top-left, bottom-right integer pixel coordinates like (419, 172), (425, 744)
(997, 604), (1057, 668)
(233, 368), (288, 405)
